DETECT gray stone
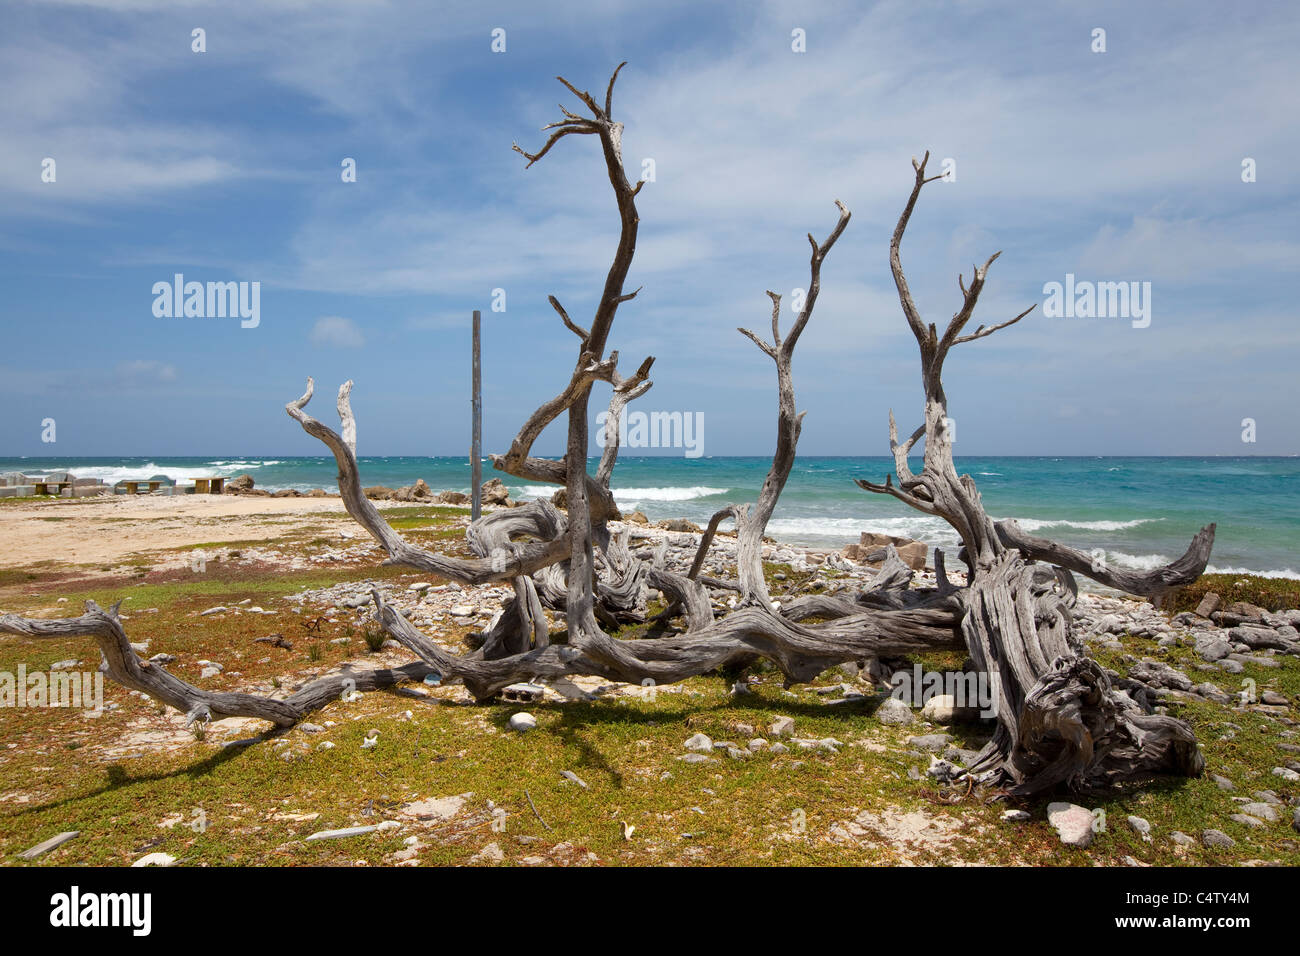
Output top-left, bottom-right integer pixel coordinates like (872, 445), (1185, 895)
(684, 732), (713, 752)
(926, 756), (960, 783)
(1227, 813), (1266, 828)
(1240, 802), (1280, 823)
(875, 696), (915, 726)
(1126, 815), (1152, 841)
(1211, 773), (1236, 791)
(1129, 660), (1193, 691)
(1170, 831), (1195, 847)
(677, 753), (715, 764)
(1194, 636), (1232, 662)
(907, 733), (952, 752)
(769, 716), (795, 738)
(1201, 828), (1235, 848)
(1194, 682), (1231, 704)
(1194, 592), (1222, 618)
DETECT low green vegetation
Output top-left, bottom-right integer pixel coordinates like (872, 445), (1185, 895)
(0, 503), (1296, 866)
(1173, 573), (1300, 614)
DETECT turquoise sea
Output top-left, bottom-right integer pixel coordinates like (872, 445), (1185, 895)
(2, 456), (1296, 579)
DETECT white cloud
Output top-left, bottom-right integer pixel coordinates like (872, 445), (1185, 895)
(310, 315), (365, 348)
(116, 359), (177, 382)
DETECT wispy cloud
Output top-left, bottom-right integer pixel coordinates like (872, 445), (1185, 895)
(309, 316), (365, 349)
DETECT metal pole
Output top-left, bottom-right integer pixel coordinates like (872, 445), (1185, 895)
(471, 310), (482, 521)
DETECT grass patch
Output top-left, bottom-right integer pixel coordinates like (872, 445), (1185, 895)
(1172, 573), (1300, 614)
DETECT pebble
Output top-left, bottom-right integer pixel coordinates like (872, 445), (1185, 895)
(1126, 815), (1152, 841)
(769, 716), (795, 738)
(683, 733), (713, 752)
(875, 696), (915, 726)
(1201, 828), (1236, 848)
(508, 712), (537, 733)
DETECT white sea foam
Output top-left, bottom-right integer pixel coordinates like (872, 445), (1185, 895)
(45, 461), (276, 483)
(515, 484), (729, 503)
(1006, 517), (1159, 532)
(1206, 565), (1300, 580)
(1091, 550), (1175, 571)
(43, 463), (188, 482)
(766, 515), (960, 544)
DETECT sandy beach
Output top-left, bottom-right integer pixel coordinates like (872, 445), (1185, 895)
(0, 493), (378, 569)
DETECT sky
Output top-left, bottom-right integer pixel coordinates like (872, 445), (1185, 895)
(0, 0), (1297, 458)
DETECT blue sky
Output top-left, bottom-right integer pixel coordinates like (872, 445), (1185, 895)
(1, 0), (1297, 457)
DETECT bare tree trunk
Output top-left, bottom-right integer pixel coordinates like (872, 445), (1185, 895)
(856, 153), (1208, 795)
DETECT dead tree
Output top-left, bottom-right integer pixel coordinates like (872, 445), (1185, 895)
(0, 68), (1215, 798)
(853, 152), (1209, 793)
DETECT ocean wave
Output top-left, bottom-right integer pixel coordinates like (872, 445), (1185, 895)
(40, 463), (188, 482)
(766, 515), (960, 543)
(1007, 517), (1160, 532)
(1206, 565), (1300, 580)
(1091, 550), (1175, 571)
(42, 461), (276, 483)
(513, 484), (729, 503)
(612, 486), (729, 502)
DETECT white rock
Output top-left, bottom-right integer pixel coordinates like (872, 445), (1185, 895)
(920, 694), (959, 724)
(1047, 802), (1096, 848)
(769, 716), (795, 738)
(132, 852), (177, 867)
(508, 712), (537, 733)
(683, 732), (713, 752)
(471, 841), (505, 864)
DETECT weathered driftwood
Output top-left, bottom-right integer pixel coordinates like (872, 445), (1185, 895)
(0, 602), (435, 729)
(994, 518), (1216, 605)
(854, 152), (1208, 794)
(0, 71), (1217, 798)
